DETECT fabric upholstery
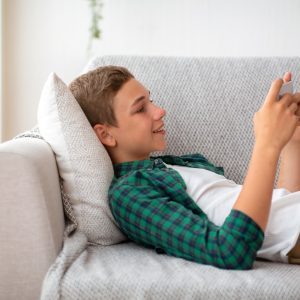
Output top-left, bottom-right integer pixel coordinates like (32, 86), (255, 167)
(43, 234), (300, 300)
(86, 56), (300, 184)
(0, 138), (64, 300)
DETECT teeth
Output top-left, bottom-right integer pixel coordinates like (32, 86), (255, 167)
(153, 125), (164, 133)
(153, 128), (163, 133)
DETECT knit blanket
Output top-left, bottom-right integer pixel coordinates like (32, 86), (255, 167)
(41, 230), (300, 299)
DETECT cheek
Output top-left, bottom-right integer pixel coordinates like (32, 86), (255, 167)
(117, 116), (152, 140)
(131, 117), (152, 131)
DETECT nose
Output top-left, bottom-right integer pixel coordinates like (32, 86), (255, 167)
(153, 103), (166, 120)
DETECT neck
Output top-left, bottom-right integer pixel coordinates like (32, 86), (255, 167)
(108, 149), (150, 164)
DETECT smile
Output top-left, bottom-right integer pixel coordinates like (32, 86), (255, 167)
(153, 129), (165, 135)
(153, 124), (165, 133)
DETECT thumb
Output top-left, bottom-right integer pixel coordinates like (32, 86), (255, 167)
(265, 78), (284, 104)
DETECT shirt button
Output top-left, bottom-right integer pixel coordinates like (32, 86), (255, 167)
(154, 159), (162, 165)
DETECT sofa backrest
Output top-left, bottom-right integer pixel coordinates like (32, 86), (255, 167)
(86, 56), (300, 184)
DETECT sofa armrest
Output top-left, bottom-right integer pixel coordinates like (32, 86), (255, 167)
(0, 138), (64, 300)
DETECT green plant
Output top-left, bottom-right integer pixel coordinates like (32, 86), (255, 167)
(86, 0), (103, 41)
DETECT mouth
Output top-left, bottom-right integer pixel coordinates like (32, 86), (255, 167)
(153, 124), (165, 134)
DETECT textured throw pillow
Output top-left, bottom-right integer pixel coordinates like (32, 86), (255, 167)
(37, 72), (127, 245)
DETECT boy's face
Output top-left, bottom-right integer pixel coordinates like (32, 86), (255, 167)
(108, 78), (166, 162)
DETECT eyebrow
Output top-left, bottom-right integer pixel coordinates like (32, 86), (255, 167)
(131, 90), (151, 107)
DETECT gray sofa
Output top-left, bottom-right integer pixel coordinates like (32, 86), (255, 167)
(1, 56), (300, 300)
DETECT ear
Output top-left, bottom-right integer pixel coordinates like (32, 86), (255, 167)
(93, 124), (116, 147)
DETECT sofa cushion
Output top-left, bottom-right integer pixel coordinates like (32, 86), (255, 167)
(37, 73), (126, 245)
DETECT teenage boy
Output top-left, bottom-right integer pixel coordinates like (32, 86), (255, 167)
(69, 66), (300, 270)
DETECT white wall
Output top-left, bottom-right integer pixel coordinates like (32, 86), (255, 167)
(2, 0), (91, 141)
(2, 0), (300, 141)
(0, 0), (2, 142)
(100, 0), (300, 57)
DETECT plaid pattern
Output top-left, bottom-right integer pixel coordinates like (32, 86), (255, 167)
(109, 154), (264, 270)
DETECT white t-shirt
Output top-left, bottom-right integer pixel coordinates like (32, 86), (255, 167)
(165, 163), (300, 263)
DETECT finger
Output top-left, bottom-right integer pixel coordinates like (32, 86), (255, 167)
(283, 94), (300, 108)
(283, 71), (292, 83)
(293, 92), (300, 105)
(265, 79), (284, 103)
(289, 102), (298, 114)
(295, 104), (300, 117)
(280, 93), (295, 107)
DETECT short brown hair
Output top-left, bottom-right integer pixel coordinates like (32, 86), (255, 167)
(69, 65), (134, 127)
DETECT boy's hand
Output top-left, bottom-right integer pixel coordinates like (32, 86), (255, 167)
(283, 72), (300, 144)
(253, 77), (300, 153)
(288, 93), (300, 143)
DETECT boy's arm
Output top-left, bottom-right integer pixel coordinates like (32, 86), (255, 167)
(277, 141), (300, 192)
(233, 79), (300, 231)
(233, 143), (279, 231)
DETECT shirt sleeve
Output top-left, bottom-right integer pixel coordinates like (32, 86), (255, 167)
(109, 183), (264, 270)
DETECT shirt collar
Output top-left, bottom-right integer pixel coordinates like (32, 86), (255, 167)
(113, 159), (154, 178)
(113, 154), (224, 178)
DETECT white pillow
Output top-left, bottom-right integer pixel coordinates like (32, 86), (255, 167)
(37, 72), (127, 245)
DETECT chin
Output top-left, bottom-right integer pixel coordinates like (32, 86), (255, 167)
(156, 142), (167, 151)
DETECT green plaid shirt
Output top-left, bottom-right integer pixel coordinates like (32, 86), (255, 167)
(109, 154), (264, 270)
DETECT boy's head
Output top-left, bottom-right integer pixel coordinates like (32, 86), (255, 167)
(69, 66), (166, 164)
(69, 66), (133, 127)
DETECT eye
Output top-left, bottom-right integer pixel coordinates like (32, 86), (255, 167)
(136, 98), (154, 113)
(136, 106), (145, 113)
